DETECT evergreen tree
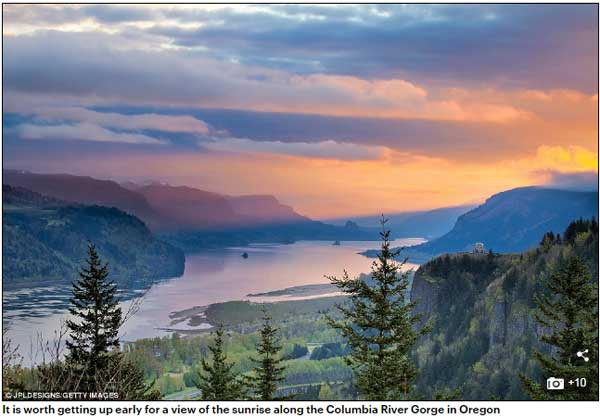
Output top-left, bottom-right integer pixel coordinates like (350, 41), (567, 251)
(196, 324), (245, 400)
(66, 242), (122, 391)
(327, 217), (431, 400)
(249, 308), (288, 400)
(520, 256), (598, 400)
(61, 242), (158, 399)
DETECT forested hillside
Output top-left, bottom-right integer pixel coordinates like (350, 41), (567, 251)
(2, 185), (184, 289)
(3, 170), (381, 251)
(411, 218), (598, 399)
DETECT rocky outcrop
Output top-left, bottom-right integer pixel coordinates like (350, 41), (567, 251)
(489, 300), (507, 346)
(410, 270), (440, 328)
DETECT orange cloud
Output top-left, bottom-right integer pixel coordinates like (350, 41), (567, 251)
(245, 74), (530, 123)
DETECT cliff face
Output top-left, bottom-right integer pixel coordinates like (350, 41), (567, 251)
(410, 222), (598, 399)
(409, 270), (440, 328)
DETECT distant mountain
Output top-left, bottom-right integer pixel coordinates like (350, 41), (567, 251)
(364, 186), (598, 262)
(3, 169), (164, 229)
(327, 205), (474, 239)
(134, 184), (240, 230)
(3, 171), (307, 231)
(129, 184), (308, 230)
(2, 185), (184, 289)
(391, 205), (476, 239)
(423, 187), (598, 253)
(3, 170), (380, 251)
(225, 195), (308, 224)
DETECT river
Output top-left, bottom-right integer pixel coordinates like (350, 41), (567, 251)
(3, 238), (424, 364)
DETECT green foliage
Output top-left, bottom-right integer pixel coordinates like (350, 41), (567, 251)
(126, 316), (353, 398)
(564, 217), (597, 244)
(204, 297), (344, 328)
(309, 343), (349, 360)
(34, 352), (160, 399)
(520, 256), (598, 400)
(2, 186), (184, 288)
(412, 218), (598, 400)
(318, 383), (337, 400)
(66, 243), (122, 390)
(154, 374), (185, 395)
(196, 324), (246, 400)
(248, 308), (289, 400)
(327, 217), (430, 400)
(2, 331), (27, 398)
(284, 343), (309, 360)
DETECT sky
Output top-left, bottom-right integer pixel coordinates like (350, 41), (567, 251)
(2, 4), (598, 219)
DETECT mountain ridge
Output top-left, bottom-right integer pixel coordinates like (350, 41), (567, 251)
(3, 169), (163, 227)
(3, 170), (309, 232)
(327, 205), (475, 240)
(363, 186), (598, 262)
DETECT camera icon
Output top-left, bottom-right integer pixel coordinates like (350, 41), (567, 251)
(547, 377), (565, 390)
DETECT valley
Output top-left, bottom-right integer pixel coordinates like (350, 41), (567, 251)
(3, 238), (421, 359)
(2, 170), (598, 400)
(120, 219), (599, 400)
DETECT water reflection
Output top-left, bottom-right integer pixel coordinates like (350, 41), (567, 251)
(4, 238), (424, 362)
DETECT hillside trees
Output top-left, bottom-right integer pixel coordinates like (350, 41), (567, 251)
(327, 217), (431, 400)
(248, 308), (289, 400)
(196, 324), (245, 400)
(520, 255), (598, 400)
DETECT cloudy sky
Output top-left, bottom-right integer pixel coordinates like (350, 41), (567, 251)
(2, 4), (598, 218)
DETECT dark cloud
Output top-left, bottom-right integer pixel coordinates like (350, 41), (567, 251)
(3, 104), (524, 162)
(5, 5), (597, 91)
(3, 31), (233, 102)
(540, 171), (599, 191)
(2, 4), (158, 26)
(150, 4), (598, 92)
(83, 106), (527, 162)
(82, 5), (157, 23)
(10, 31), (518, 124)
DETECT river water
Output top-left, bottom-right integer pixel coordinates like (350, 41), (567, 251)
(3, 238), (423, 364)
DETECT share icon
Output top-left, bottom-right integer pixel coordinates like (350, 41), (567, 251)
(576, 349), (589, 362)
